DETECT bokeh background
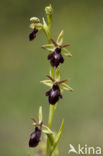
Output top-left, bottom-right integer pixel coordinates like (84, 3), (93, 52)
(0, 0), (103, 155)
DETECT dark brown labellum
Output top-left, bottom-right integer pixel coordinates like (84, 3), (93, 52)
(29, 127), (41, 148)
(29, 28), (38, 41)
(46, 84), (62, 105)
(48, 48), (64, 67)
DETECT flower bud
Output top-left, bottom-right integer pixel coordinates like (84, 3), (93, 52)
(46, 84), (62, 105)
(29, 127), (41, 148)
(45, 4), (53, 16)
(30, 17), (40, 23)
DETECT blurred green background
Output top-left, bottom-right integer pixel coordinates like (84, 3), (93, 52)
(0, 0), (103, 155)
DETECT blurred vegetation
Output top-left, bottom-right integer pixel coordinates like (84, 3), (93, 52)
(0, 0), (103, 155)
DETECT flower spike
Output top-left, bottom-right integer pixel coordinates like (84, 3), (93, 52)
(28, 4), (73, 155)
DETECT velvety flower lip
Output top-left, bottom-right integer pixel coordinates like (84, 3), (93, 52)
(29, 28), (38, 41)
(46, 84), (62, 105)
(29, 127), (41, 148)
(48, 48), (64, 67)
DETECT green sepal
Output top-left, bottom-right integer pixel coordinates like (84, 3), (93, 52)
(40, 80), (53, 87)
(30, 23), (43, 30)
(61, 83), (73, 91)
(55, 67), (61, 81)
(56, 30), (64, 45)
(42, 44), (55, 52)
(34, 23), (43, 30)
(62, 48), (72, 57)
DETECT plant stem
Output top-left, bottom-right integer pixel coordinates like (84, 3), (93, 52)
(43, 18), (55, 130)
(43, 15), (58, 156)
(48, 105), (55, 129)
(47, 105), (55, 156)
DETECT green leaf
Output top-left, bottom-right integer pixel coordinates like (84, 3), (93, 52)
(61, 83), (73, 91)
(42, 17), (48, 28)
(62, 48), (72, 57)
(42, 17), (51, 39)
(56, 30), (64, 45)
(39, 106), (43, 123)
(27, 153), (30, 156)
(54, 119), (64, 146)
(40, 80), (53, 87)
(42, 17), (48, 33)
(47, 134), (55, 146)
(52, 146), (59, 156)
(55, 67), (61, 81)
(49, 120), (64, 155)
(42, 44), (54, 52)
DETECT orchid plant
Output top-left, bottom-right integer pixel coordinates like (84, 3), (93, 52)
(28, 4), (73, 156)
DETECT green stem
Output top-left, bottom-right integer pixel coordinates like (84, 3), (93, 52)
(42, 14), (58, 156)
(48, 105), (55, 129)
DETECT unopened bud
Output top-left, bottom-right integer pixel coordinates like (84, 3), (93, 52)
(45, 4), (53, 16)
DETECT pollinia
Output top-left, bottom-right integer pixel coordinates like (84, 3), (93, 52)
(28, 4), (73, 156)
